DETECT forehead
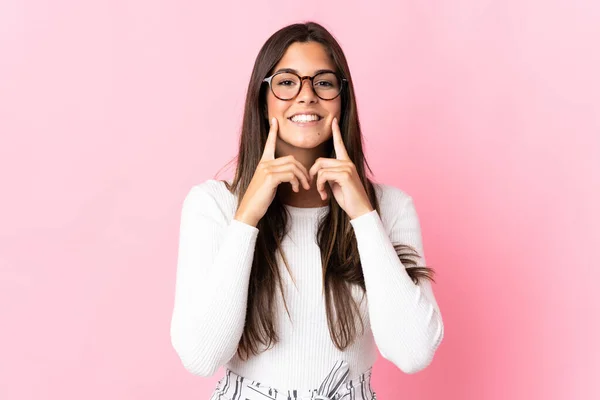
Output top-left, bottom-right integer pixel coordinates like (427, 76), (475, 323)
(273, 42), (336, 75)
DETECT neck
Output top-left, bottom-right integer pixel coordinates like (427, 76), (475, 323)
(275, 143), (331, 208)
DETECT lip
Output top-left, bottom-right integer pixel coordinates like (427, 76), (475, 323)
(287, 113), (324, 127)
(288, 111), (323, 118)
(288, 118), (323, 127)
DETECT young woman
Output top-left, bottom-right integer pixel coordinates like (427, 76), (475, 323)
(170, 22), (444, 400)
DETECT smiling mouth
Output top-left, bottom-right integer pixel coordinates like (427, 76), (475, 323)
(288, 118), (323, 127)
(288, 116), (323, 122)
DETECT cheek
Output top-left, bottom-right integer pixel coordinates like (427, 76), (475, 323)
(267, 102), (289, 121)
(326, 101), (342, 119)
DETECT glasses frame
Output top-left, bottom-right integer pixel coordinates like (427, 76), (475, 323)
(262, 70), (347, 101)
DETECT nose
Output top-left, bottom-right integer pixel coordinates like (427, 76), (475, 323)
(296, 77), (317, 103)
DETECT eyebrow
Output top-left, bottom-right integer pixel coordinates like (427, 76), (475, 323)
(274, 68), (336, 75)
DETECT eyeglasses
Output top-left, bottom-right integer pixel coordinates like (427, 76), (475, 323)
(262, 70), (347, 101)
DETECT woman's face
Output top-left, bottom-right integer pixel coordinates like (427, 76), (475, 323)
(265, 41), (342, 153)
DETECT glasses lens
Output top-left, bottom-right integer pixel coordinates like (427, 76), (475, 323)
(271, 72), (301, 100)
(313, 72), (341, 100)
(270, 72), (343, 100)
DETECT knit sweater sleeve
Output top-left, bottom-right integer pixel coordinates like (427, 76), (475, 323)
(170, 183), (259, 376)
(349, 194), (444, 374)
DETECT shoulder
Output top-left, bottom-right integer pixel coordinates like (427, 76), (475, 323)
(372, 181), (413, 214)
(182, 178), (238, 221)
(189, 178), (234, 199)
(371, 181), (419, 230)
(371, 182), (426, 260)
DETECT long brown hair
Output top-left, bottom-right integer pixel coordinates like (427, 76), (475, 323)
(215, 22), (435, 361)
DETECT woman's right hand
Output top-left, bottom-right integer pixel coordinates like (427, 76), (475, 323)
(234, 118), (311, 227)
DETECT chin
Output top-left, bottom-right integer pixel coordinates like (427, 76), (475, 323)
(280, 131), (328, 149)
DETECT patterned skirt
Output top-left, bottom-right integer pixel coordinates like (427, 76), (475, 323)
(209, 360), (376, 400)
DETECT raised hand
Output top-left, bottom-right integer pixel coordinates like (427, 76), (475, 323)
(308, 118), (374, 220)
(234, 118), (312, 226)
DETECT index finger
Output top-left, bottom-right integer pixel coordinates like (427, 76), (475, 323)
(332, 117), (349, 160)
(261, 117), (278, 161)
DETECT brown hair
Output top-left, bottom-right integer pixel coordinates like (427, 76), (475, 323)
(216, 21), (435, 361)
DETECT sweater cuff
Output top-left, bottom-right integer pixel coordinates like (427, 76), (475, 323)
(349, 209), (398, 262)
(349, 209), (383, 234)
(222, 219), (259, 263)
(229, 217), (259, 234)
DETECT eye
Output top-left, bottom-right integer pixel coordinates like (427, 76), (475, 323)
(277, 80), (296, 86)
(315, 80), (333, 87)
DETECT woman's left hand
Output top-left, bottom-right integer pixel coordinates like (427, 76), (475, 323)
(309, 118), (374, 220)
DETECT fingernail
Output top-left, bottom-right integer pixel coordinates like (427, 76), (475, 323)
(271, 117), (276, 125)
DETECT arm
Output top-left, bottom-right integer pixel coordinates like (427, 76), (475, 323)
(170, 183), (259, 376)
(349, 195), (444, 374)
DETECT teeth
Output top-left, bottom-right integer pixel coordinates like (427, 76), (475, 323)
(291, 114), (320, 123)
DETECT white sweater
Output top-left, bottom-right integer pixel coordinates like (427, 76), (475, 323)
(170, 179), (444, 390)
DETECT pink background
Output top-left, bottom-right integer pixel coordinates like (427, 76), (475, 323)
(1, 1), (599, 399)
